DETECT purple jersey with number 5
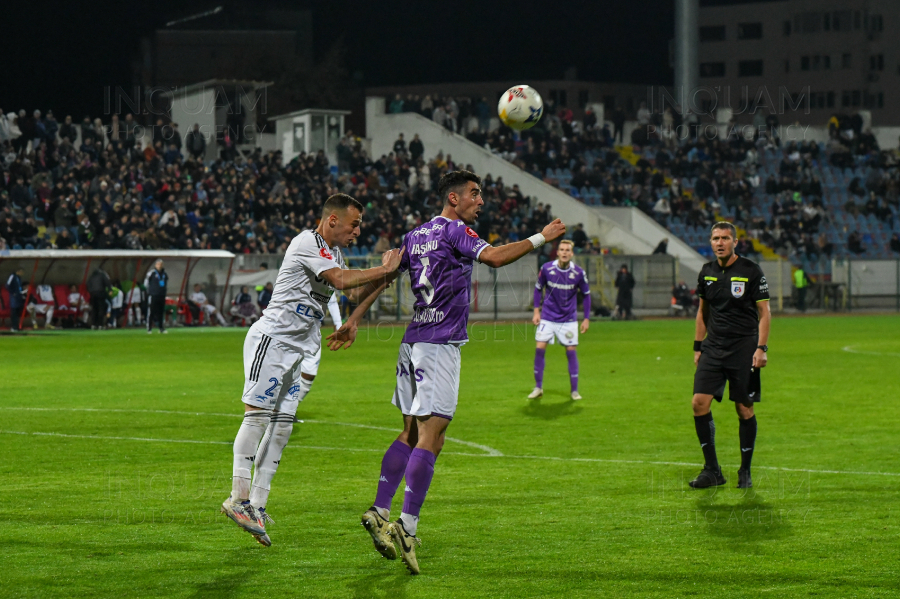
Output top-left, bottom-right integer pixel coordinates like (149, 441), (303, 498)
(401, 216), (489, 344)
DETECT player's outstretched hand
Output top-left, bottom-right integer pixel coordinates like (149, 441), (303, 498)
(381, 247), (405, 273)
(541, 219), (567, 243)
(326, 322), (358, 350)
(580, 318), (590, 334)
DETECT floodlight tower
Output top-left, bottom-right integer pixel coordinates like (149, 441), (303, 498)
(674, 0), (699, 111)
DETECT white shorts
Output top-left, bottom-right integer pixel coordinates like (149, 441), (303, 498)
(27, 303), (53, 315)
(392, 342), (461, 420)
(535, 320), (579, 346)
(241, 323), (319, 416)
(300, 345), (322, 376)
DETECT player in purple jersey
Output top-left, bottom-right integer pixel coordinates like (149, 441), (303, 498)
(529, 240), (591, 400)
(329, 170), (566, 574)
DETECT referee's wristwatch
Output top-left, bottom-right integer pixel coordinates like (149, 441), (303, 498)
(757, 345), (768, 352)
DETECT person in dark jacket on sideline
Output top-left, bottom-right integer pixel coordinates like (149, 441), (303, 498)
(86, 267), (111, 329)
(6, 267), (26, 331)
(145, 259), (169, 333)
(615, 264), (636, 320)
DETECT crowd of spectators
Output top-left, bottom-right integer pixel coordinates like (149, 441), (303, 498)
(0, 106), (565, 259)
(6, 92), (899, 270)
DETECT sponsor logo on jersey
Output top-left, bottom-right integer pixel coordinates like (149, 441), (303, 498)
(464, 227), (478, 238)
(547, 281), (575, 290)
(310, 291), (332, 303)
(731, 281), (746, 298)
(295, 303), (325, 320)
(410, 223), (444, 236)
(320, 247), (333, 260)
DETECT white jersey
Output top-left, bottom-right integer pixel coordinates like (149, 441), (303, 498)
(254, 229), (346, 348)
(35, 284), (54, 303)
(190, 291), (208, 305)
(110, 288), (124, 309)
(68, 292), (85, 308)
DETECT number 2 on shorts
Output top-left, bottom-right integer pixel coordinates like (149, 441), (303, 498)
(264, 377), (279, 397)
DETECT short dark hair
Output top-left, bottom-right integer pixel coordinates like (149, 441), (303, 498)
(438, 170), (481, 203)
(322, 193), (364, 217)
(710, 221), (736, 239)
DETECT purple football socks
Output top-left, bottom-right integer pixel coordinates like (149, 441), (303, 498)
(567, 350), (579, 392)
(534, 348), (546, 387)
(373, 440), (412, 512)
(401, 448), (436, 520)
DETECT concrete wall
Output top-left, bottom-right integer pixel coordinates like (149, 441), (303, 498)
(598, 207), (705, 277)
(170, 88), (217, 161)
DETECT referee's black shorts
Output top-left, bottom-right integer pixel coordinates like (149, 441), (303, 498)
(693, 336), (759, 403)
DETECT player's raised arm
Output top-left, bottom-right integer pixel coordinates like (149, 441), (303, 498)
(307, 193), (405, 291)
(478, 219), (567, 268)
(319, 248), (404, 290)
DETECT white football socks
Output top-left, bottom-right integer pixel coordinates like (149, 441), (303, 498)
(249, 412), (295, 508)
(400, 513), (419, 536)
(231, 409), (273, 501)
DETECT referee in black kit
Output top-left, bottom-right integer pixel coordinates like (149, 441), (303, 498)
(690, 222), (770, 489)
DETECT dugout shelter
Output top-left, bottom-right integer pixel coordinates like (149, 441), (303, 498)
(0, 250), (235, 328)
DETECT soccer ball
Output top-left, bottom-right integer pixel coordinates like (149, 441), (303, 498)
(497, 85), (543, 131)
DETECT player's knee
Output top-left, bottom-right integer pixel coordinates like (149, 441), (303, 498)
(736, 402), (754, 419)
(691, 394), (710, 414)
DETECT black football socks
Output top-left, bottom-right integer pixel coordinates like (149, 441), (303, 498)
(739, 415), (757, 472)
(694, 412), (719, 470)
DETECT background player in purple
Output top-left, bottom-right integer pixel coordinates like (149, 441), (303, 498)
(332, 170), (566, 574)
(529, 240), (591, 400)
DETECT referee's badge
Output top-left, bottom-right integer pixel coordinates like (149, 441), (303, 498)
(731, 281), (746, 298)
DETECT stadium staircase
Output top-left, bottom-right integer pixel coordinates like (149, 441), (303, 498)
(366, 97), (706, 281)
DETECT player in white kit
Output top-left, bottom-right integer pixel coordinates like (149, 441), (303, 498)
(221, 194), (404, 546)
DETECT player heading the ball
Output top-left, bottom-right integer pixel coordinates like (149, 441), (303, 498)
(330, 170), (565, 574)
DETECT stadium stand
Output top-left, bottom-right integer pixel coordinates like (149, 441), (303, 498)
(5, 99), (899, 287)
(0, 110), (568, 260)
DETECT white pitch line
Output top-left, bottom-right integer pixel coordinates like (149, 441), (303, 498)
(1, 429), (898, 478)
(7, 407), (504, 457)
(842, 345), (900, 357)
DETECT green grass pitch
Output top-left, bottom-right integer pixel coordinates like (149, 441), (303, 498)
(2, 315), (898, 598)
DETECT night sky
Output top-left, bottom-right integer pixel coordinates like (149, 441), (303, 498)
(3, 0), (676, 119)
